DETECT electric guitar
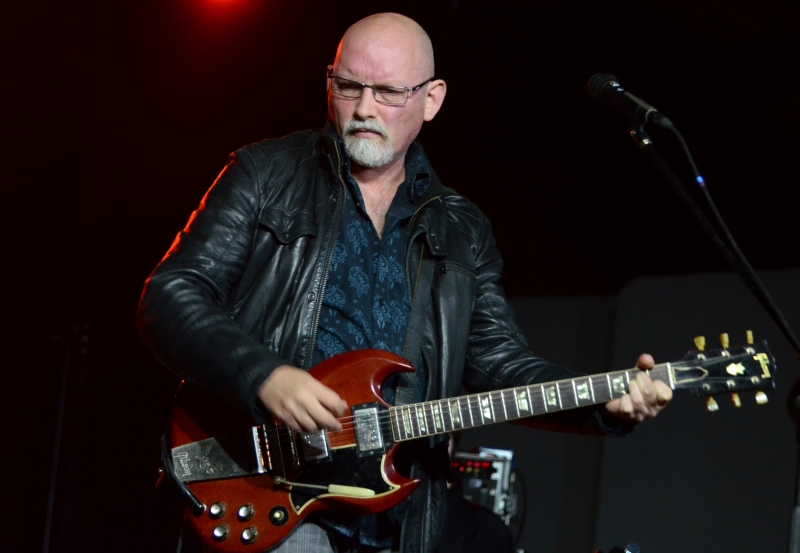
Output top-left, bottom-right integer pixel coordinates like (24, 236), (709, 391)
(164, 335), (776, 552)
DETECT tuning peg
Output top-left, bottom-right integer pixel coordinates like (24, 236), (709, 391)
(706, 396), (719, 412)
(731, 392), (741, 408)
(746, 330), (754, 345)
(755, 391), (769, 405)
(694, 336), (706, 351)
(719, 333), (729, 348)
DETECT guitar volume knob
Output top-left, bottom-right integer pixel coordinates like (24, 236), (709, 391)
(238, 504), (255, 521)
(209, 502), (225, 519)
(241, 527), (258, 545)
(212, 524), (229, 542)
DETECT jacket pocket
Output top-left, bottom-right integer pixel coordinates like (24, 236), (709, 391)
(258, 208), (316, 244)
(437, 260), (476, 279)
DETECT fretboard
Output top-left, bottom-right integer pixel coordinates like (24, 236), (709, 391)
(389, 365), (672, 441)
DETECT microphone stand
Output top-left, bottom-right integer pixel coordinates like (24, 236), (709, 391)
(628, 122), (800, 553)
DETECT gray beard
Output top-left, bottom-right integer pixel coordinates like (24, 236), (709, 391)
(342, 120), (394, 168)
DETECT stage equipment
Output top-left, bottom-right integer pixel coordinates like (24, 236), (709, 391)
(587, 74), (672, 129)
(588, 73), (800, 553)
(451, 447), (517, 523)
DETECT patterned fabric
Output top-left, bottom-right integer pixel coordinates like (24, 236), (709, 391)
(313, 141), (430, 549)
(312, 141), (430, 368)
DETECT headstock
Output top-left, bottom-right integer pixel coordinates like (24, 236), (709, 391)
(673, 330), (776, 411)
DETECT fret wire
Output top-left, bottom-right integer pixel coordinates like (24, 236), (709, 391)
(589, 376), (595, 403)
(433, 401), (444, 432)
(501, 390), (509, 420)
(540, 385), (548, 412)
(556, 383), (562, 409)
(527, 385), (536, 415)
(441, 400), (451, 432)
(388, 409), (397, 440)
(403, 406), (413, 438)
(606, 374), (612, 398)
(512, 389), (521, 419)
(483, 393), (494, 423)
(467, 394), (475, 427)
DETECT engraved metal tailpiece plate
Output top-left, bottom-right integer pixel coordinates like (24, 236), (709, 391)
(172, 429), (264, 483)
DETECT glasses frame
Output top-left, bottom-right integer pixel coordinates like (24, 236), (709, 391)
(327, 68), (435, 106)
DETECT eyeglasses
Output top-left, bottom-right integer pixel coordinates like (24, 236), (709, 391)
(327, 68), (434, 106)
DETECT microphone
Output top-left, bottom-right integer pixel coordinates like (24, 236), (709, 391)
(587, 74), (673, 129)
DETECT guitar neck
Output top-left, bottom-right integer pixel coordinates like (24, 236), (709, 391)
(389, 364), (673, 441)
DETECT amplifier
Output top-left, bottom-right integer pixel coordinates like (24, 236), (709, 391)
(452, 447), (517, 524)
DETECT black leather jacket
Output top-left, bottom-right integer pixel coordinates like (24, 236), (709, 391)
(138, 124), (604, 552)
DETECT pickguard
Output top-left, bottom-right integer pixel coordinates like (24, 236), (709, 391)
(289, 447), (396, 513)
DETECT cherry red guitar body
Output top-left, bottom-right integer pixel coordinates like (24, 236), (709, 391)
(169, 350), (421, 552)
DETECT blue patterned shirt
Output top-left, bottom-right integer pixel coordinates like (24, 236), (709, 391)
(313, 141), (430, 368)
(313, 140), (430, 548)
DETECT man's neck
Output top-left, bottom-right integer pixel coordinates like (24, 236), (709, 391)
(350, 155), (406, 239)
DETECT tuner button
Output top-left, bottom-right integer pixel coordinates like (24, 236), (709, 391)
(209, 502), (225, 519)
(706, 396), (719, 412)
(212, 525), (229, 542)
(731, 393), (741, 408)
(746, 330), (754, 345)
(694, 336), (706, 352)
(238, 504), (255, 521)
(719, 333), (729, 348)
(241, 527), (258, 545)
(755, 391), (769, 405)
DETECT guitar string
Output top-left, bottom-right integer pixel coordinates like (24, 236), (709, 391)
(252, 364), (680, 444)
(263, 364), (681, 442)
(237, 351), (756, 445)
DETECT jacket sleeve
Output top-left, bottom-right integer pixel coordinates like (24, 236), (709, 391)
(461, 215), (632, 436)
(137, 149), (286, 420)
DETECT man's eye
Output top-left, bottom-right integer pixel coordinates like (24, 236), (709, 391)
(376, 87), (405, 96)
(336, 81), (361, 92)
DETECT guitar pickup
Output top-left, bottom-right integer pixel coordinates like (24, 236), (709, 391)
(353, 403), (386, 458)
(299, 430), (332, 464)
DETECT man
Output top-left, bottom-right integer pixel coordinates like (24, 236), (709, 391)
(138, 13), (671, 553)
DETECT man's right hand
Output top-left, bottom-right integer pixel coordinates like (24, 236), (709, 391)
(258, 365), (348, 432)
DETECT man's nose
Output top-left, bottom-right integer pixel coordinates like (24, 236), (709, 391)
(353, 87), (380, 119)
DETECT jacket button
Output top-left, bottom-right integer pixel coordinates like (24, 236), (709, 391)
(330, 195), (337, 203)
(307, 292), (316, 302)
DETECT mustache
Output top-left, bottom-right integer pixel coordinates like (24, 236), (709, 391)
(343, 119), (389, 139)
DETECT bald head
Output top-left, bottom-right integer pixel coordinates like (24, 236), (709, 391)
(333, 13), (435, 83)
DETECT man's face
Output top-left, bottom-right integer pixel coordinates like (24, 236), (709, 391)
(328, 39), (430, 169)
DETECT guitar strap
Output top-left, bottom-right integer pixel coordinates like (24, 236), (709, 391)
(395, 248), (435, 406)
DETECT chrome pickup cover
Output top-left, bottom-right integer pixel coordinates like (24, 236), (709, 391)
(353, 404), (384, 458)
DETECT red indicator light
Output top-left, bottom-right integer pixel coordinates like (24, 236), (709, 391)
(482, 461), (490, 468)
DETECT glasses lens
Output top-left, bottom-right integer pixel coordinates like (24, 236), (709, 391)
(331, 77), (363, 99)
(374, 86), (408, 105)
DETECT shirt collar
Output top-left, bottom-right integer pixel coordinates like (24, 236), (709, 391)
(333, 136), (431, 205)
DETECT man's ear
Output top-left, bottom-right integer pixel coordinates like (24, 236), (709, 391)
(423, 79), (447, 122)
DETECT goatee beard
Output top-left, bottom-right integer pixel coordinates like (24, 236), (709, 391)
(342, 119), (394, 168)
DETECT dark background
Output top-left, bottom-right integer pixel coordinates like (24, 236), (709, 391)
(4, 0), (799, 551)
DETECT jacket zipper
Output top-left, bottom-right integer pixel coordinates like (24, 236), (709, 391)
(304, 142), (347, 369)
(407, 195), (441, 234)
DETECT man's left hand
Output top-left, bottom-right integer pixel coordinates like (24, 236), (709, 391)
(605, 354), (673, 422)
